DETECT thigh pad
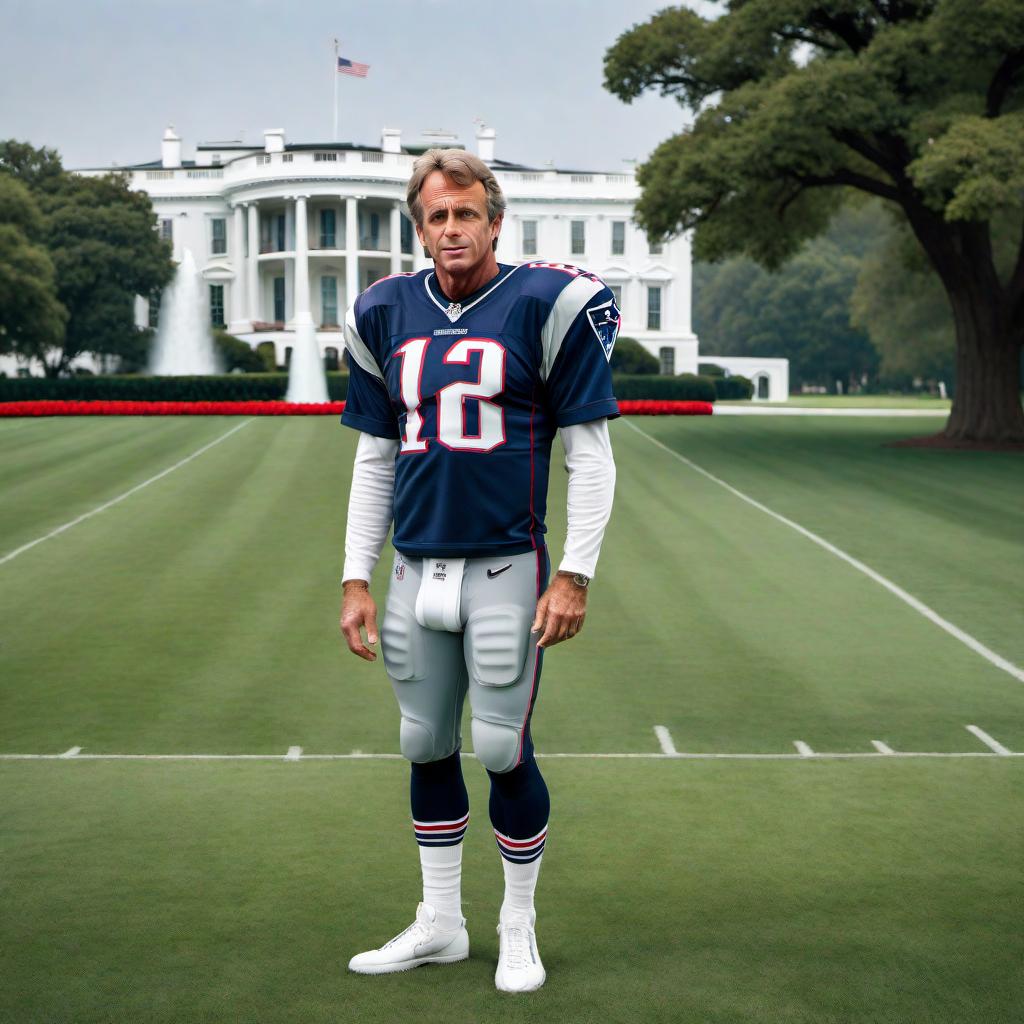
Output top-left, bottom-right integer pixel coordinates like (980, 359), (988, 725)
(465, 604), (531, 687)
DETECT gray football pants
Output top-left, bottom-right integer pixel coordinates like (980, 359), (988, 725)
(380, 547), (549, 774)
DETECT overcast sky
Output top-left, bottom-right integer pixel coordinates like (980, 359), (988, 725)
(2, 0), (718, 173)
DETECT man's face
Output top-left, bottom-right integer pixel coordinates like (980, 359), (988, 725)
(415, 170), (502, 278)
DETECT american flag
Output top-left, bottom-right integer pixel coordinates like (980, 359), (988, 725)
(337, 56), (370, 77)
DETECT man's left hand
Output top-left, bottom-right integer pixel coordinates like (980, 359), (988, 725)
(531, 572), (588, 648)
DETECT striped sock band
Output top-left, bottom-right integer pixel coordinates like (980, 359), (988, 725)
(413, 812), (470, 847)
(493, 824), (547, 863)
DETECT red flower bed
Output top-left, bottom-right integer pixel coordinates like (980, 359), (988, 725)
(0, 399), (714, 418)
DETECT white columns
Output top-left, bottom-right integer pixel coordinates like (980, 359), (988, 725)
(293, 195), (313, 326)
(246, 203), (260, 323)
(346, 196), (360, 305)
(228, 204), (250, 332)
(389, 202), (402, 275)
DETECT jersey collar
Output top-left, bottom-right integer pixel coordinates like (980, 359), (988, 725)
(424, 263), (521, 323)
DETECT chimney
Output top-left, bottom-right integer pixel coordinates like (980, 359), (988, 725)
(476, 123), (496, 163)
(263, 129), (285, 153)
(381, 127), (402, 153)
(161, 125), (182, 168)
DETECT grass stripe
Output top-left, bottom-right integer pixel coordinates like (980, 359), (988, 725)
(0, 419), (253, 566)
(623, 418), (1024, 685)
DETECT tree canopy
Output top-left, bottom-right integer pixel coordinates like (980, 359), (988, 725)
(605, 1), (1024, 441)
(0, 141), (173, 376)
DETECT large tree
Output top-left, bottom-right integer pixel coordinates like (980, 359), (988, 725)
(0, 141), (173, 376)
(0, 175), (67, 365)
(605, 1), (1024, 441)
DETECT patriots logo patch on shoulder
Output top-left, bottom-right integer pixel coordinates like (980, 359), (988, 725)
(586, 299), (621, 362)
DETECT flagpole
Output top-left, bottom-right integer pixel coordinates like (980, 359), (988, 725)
(333, 38), (339, 142)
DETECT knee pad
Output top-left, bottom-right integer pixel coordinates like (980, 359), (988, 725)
(400, 715), (440, 763)
(471, 716), (521, 774)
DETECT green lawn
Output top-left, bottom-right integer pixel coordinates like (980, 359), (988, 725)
(1, 414), (1021, 1023)
(718, 395), (953, 409)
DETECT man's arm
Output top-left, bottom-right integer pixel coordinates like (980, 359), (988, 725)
(532, 418), (616, 648)
(340, 432), (399, 661)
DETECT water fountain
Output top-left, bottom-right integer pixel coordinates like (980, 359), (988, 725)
(284, 319), (329, 403)
(149, 248), (222, 375)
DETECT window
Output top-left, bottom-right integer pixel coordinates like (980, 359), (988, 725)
(521, 220), (537, 256)
(571, 220), (585, 256)
(647, 286), (662, 330)
(321, 276), (338, 326)
(211, 218), (226, 255)
(324, 346), (340, 371)
(320, 209), (336, 248)
(148, 288), (161, 328)
(611, 221), (625, 256)
(609, 285), (622, 309)
(648, 235), (664, 255)
(273, 277), (286, 322)
(659, 347), (675, 375)
(401, 215), (413, 255)
(361, 212), (382, 250)
(275, 214), (286, 252)
(159, 219), (173, 242)
(209, 284), (225, 327)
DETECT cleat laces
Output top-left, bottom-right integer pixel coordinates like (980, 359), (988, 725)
(502, 924), (531, 970)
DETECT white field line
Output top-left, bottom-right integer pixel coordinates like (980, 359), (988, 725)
(713, 406), (947, 417)
(965, 725), (1012, 756)
(871, 740), (896, 755)
(284, 746), (302, 761)
(0, 419), (253, 567)
(623, 419), (1024, 685)
(59, 746), (81, 758)
(653, 726), (678, 755)
(2, 750), (1020, 762)
(794, 741), (815, 757)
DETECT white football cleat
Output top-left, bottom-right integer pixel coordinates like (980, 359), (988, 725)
(348, 902), (469, 975)
(494, 908), (545, 993)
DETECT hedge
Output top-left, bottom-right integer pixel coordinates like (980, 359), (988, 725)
(713, 375), (754, 400)
(0, 371), (724, 404)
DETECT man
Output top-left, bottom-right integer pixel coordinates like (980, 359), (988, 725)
(339, 148), (618, 993)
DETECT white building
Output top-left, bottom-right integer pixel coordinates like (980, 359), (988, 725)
(10, 123), (788, 400)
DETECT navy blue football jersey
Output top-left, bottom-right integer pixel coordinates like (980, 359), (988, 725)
(341, 261), (619, 558)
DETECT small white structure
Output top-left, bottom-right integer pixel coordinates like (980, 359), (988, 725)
(2, 122), (788, 397)
(701, 356), (790, 402)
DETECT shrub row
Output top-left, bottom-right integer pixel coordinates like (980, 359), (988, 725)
(0, 372), (743, 404)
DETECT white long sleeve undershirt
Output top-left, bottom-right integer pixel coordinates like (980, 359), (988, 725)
(341, 419), (616, 583)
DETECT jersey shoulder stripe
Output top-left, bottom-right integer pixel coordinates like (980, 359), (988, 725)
(538, 273), (610, 380)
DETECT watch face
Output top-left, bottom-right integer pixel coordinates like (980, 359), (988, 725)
(573, 574), (590, 587)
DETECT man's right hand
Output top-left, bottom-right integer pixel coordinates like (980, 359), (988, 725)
(340, 580), (380, 662)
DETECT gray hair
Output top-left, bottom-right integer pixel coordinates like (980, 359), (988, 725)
(406, 148), (506, 229)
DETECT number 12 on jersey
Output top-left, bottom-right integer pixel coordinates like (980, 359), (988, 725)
(393, 337), (507, 454)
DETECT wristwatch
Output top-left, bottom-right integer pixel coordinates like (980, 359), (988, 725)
(558, 571), (590, 588)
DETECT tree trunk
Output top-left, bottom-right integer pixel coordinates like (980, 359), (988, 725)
(944, 295), (1024, 442)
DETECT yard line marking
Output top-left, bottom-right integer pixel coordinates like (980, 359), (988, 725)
(871, 740), (896, 755)
(59, 746), (81, 758)
(653, 726), (678, 755)
(5, 750), (1019, 762)
(0, 419), (254, 567)
(284, 746), (302, 761)
(794, 741), (815, 757)
(965, 725), (1012, 756)
(623, 419), (1024, 686)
